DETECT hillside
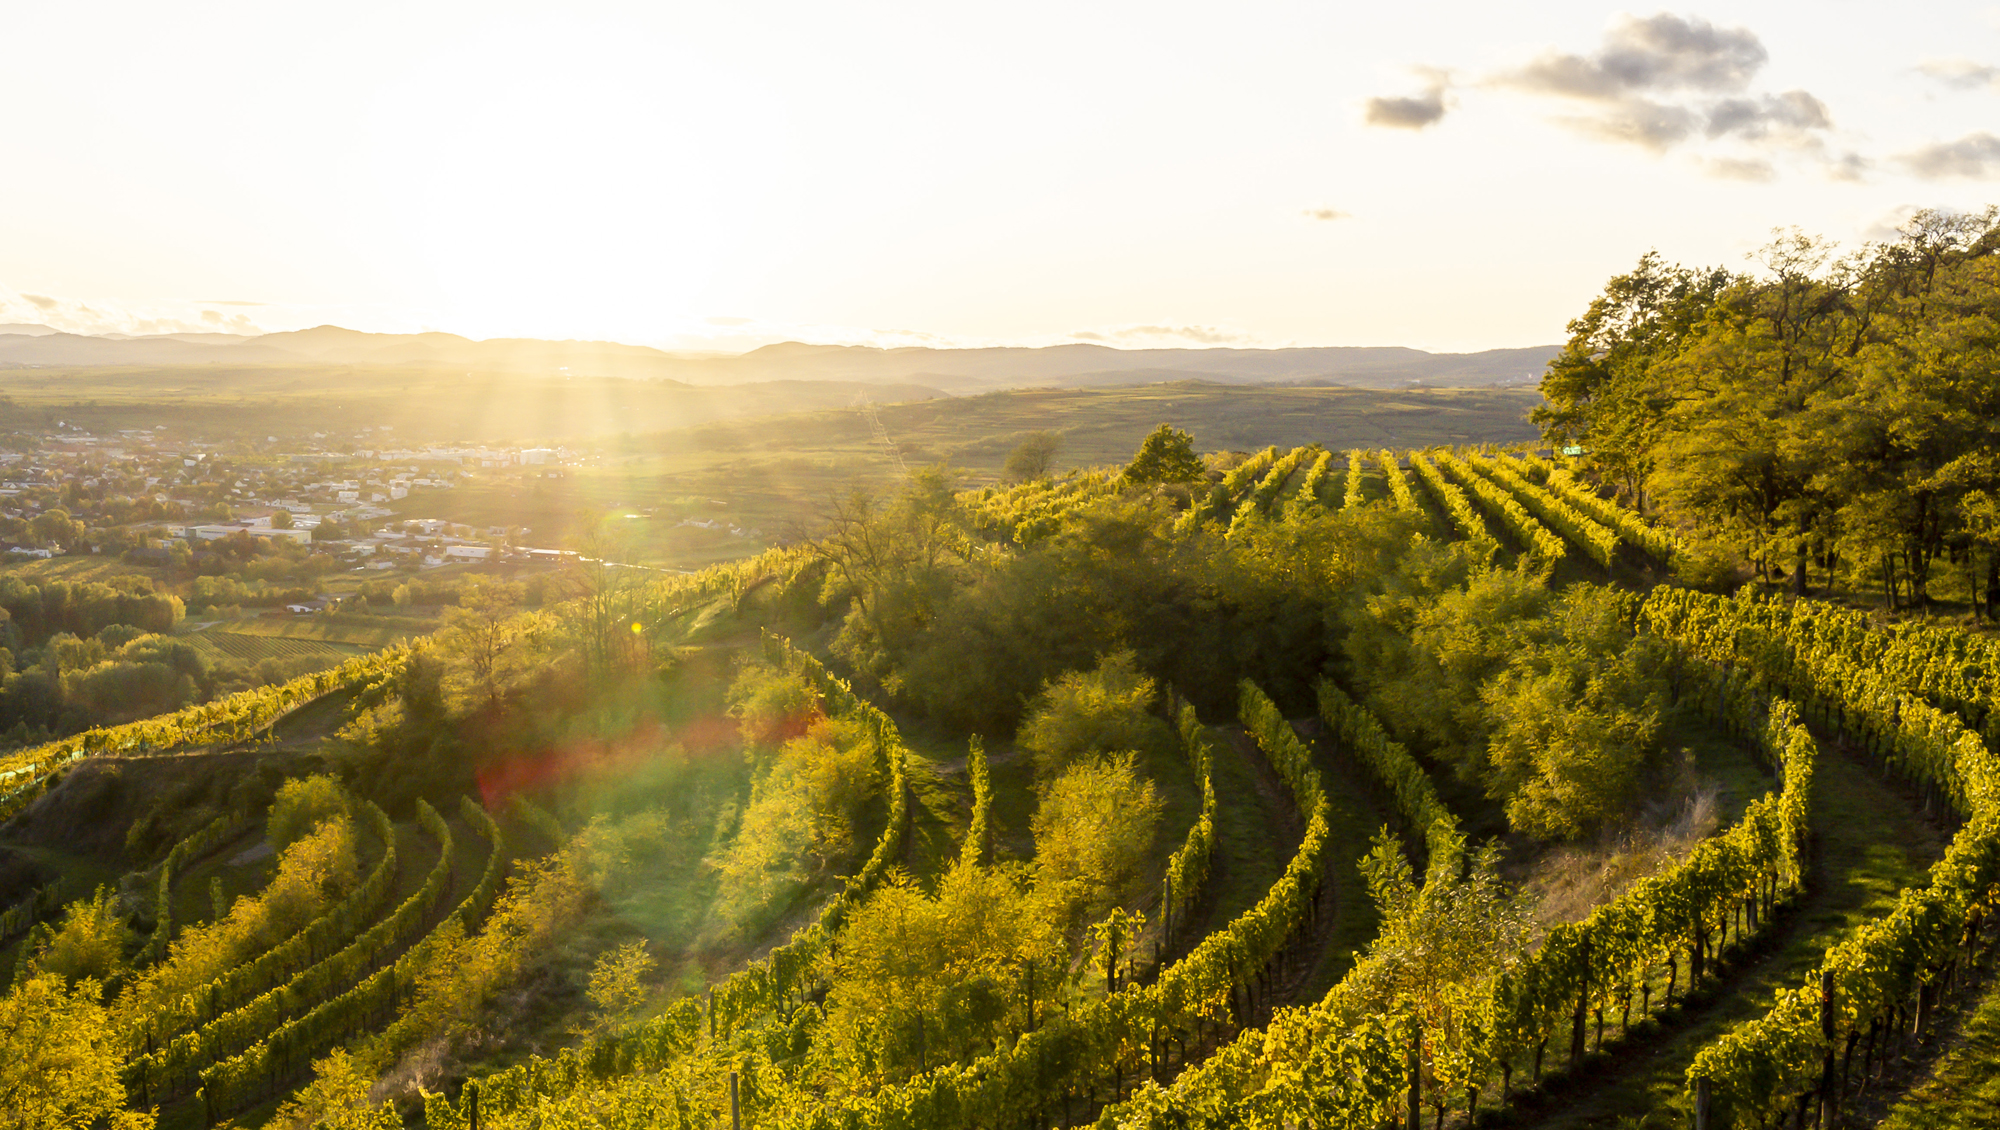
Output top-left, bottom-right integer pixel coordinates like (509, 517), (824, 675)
(5, 218), (2000, 1130)
(0, 324), (1557, 391)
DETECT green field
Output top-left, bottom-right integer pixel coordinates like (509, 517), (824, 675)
(183, 631), (363, 664)
(0, 555), (163, 587)
(204, 614), (439, 649)
(400, 383), (1542, 569)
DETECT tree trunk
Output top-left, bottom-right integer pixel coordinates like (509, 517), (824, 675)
(1408, 1028), (1423, 1130)
(1986, 549), (2000, 623)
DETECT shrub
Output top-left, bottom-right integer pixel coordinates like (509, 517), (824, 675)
(1017, 651), (1168, 778)
(267, 774), (351, 851)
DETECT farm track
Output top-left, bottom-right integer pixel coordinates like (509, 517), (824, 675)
(1511, 730), (1948, 1129)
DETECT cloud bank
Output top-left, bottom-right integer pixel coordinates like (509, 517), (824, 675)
(1898, 132), (2000, 179)
(1917, 58), (2000, 91)
(1363, 12), (1851, 180)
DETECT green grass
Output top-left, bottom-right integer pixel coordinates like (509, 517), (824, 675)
(170, 824), (277, 930)
(1302, 727), (1396, 998)
(1880, 963), (2000, 1128)
(1198, 727), (1294, 932)
(0, 555), (162, 586)
(1520, 744), (1946, 1129)
(1676, 707), (1778, 826)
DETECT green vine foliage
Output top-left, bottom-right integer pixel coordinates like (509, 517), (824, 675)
(1101, 624), (1817, 1128)
(1646, 589), (2000, 1126)
(1466, 453), (1619, 568)
(1433, 451), (1566, 567)
(451, 681), (1328, 1130)
(194, 799), (505, 1115)
(126, 801), (428, 1099)
(1376, 451), (1424, 519)
(1343, 450), (1367, 511)
(446, 634), (913, 1122)
(1526, 456), (1680, 564)
(1405, 454), (1499, 562)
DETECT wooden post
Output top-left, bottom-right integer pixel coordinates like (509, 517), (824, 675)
(1026, 962), (1037, 1033)
(1408, 1024), (1423, 1130)
(1694, 1075), (1711, 1130)
(468, 1082), (480, 1130)
(1819, 969), (1837, 1126)
(1571, 938), (1592, 1066)
(729, 1071), (741, 1130)
(1692, 920), (1706, 987)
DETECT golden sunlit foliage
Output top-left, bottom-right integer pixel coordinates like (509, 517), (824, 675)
(1031, 753), (1164, 930)
(1015, 651), (1169, 779)
(0, 974), (152, 1130)
(118, 814), (360, 1032)
(819, 863), (1065, 1088)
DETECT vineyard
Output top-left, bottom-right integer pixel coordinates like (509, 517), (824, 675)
(2, 419), (1998, 1130)
(184, 632), (364, 665)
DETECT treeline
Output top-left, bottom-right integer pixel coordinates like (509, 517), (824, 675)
(0, 576), (183, 649)
(1537, 208), (2000, 614)
(812, 460), (1400, 729)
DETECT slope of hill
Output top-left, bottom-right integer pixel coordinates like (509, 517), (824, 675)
(0, 324), (1557, 391)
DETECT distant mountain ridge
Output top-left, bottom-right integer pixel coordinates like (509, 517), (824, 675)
(0, 324), (1558, 392)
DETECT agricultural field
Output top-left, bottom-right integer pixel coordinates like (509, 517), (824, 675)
(202, 613), (442, 650)
(181, 630), (361, 665)
(7, 227), (2000, 1130)
(405, 383), (1542, 569)
(1, 420), (1993, 1130)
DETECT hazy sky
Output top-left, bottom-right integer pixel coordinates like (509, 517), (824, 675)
(3, 1), (1997, 353)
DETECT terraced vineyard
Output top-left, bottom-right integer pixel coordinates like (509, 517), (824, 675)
(3, 434), (1995, 1130)
(184, 631), (362, 665)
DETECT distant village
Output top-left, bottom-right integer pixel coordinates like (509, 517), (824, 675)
(0, 423), (590, 580)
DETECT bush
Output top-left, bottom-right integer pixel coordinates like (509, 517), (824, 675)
(267, 775), (352, 851)
(1032, 752), (1163, 927)
(726, 661), (821, 749)
(1017, 651), (1168, 778)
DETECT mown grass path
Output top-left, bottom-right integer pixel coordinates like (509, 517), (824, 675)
(1515, 738), (1945, 1129)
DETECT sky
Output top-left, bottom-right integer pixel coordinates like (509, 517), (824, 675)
(2, 1), (1997, 354)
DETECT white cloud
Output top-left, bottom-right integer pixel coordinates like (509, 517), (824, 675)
(1899, 132), (2000, 179)
(1476, 13), (1836, 175)
(1507, 13), (1767, 99)
(1070, 323), (1254, 347)
(1916, 58), (2000, 91)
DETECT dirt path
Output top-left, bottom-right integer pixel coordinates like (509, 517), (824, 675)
(1511, 735), (1948, 1129)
